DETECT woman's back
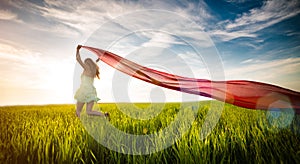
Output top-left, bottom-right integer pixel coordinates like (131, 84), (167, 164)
(80, 74), (95, 86)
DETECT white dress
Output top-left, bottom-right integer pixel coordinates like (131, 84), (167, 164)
(74, 74), (100, 103)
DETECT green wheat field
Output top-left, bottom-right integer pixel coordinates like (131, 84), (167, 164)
(1, 101), (300, 163)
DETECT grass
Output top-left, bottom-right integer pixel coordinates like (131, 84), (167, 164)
(0, 101), (299, 163)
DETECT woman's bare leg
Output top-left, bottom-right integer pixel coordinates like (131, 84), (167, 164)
(76, 102), (85, 117)
(86, 101), (105, 116)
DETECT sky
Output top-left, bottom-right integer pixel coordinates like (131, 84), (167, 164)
(0, 0), (299, 105)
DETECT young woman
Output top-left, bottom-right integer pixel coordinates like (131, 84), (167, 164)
(74, 45), (109, 119)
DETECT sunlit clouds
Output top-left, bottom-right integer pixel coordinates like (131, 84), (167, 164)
(0, 9), (17, 20)
(0, 0), (299, 105)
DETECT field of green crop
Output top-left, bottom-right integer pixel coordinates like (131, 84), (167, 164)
(1, 101), (299, 163)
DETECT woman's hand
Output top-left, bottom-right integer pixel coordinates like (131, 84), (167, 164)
(76, 45), (82, 60)
(77, 45), (82, 50)
(76, 46), (86, 69)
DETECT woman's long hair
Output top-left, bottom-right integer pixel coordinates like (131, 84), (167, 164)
(85, 58), (100, 79)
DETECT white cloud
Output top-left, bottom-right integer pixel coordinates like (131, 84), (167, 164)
(211, 29), (256, 41)
(0, 41), (41, 65)
(195, 0), (214, 21)
(2, 0), (298, 105)
(0, 40), (76, 105)
(212, 0), (300, 41)
(7, 0), (212, 43)
(228, 57), (300, 77)
(225, 57), (300, 91)
(0, 40), (74, 91)
(39, 0), (143, 37)
(141, 31), (182, 48)
(0, 48), (44, 92)
(0, 9), (17, 20)
(1, 0), (215, 54)
(6, 0), (113, 37)
(226, 0), (300, 30)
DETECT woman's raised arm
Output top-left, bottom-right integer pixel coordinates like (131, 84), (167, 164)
(76, 45), (87, 69)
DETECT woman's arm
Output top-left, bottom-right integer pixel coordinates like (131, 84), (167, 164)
(76, 45), (87, 69)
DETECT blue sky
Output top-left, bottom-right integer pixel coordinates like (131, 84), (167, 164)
(0, 0), (299, 105)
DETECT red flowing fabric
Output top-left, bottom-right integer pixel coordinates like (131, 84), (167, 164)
(82, 46), (300, 114)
